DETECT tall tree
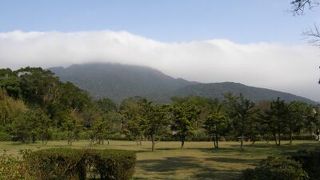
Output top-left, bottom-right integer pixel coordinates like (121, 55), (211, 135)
(170, 100), (200, 149)
(286, 101), (310, 144)
(203, 103), (229, 149)
(143, 102), (170, 151)
(262, 98), (289, 146)
(120, 97), (146, 145)
(225, 94), (257, 150)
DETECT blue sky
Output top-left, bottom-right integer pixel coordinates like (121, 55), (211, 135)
(1, 0), (319, 43)
(0, 0), (319, 101)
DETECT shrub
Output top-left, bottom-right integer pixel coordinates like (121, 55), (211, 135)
(0, 153), (29, 179)
(0, 131), (11, 141)
(290, 148), (320, 180)
(24, 148), (136, 180)
(240, 156), (309, 180)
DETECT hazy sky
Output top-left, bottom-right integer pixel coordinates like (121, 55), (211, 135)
(0, 0), (319, 101)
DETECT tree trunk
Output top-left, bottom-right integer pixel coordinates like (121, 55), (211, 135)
(289, 131), (293, 145)
(240, 134), (244, 150)
(181, 136), (185, 149)
(215, 134), (219, 149)
(273, 133), (278, 145)
(277, 131), (281, 146)
(151, 135), (155, 152)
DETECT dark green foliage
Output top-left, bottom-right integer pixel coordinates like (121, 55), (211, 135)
(96, 98), (118, 113)
(290, 149), (320, 180)
(240, 157), (309, 180)
(203, 104), (229, 149)
(170, 99), (201, 148)
(225, 94), (258, 149)
(24, 148), (136, 180)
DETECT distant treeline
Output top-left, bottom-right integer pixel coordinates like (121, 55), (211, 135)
(0, 67), (319, 151)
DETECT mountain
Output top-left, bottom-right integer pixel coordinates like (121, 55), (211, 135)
(50, 63), (317, 104)
(50, 63), (195, 102)
(172, 82), (316, 104)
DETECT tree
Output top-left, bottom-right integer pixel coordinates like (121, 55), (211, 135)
(33, 109), (51, 144)
(291, 0), (318, 15)
(170, 101), (200, 149)
(90, 115), (109, 145)
(290, 0), (320, 83)
(0, 69), (21, 98)
(225, 94), (257, 150)
(286, 101), (310, 144)
(120, 97), (146, 145)
(96, 98), (117, 113)
(262, 98), (289, 146)
(62, 111), (82, 145)
(9, 110), (39, 143)
(143, 103), (170, 151)
(203, 103), (229, 149)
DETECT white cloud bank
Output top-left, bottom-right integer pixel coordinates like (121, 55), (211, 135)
(0, 30), (319, 101)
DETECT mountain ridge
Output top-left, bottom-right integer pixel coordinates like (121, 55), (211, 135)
(49, 63), (317, 104)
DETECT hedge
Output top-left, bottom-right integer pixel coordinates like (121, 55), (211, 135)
(24, 148), (136, 180)
(239, 156), (309, 180)
(290, 148), (320, 180)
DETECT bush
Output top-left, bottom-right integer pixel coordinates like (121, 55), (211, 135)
(290, 148), (320, 180)
(0, 153), (29, 179)
(240, 156), (309, 180)
(0, 131), (11, 141)
(24, 148), (136, 180)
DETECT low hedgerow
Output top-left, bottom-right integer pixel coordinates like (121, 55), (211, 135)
(290, 148), (320, 180)
(239, 156), (309, 180)
(0, 152), (29, 180)
(24, 148), (136, 180)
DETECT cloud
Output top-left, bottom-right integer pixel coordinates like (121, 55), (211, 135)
(0, 30), (319, 101)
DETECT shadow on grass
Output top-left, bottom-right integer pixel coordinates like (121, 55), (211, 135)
(206, 157), (260, 165)
(138, 156), (202, 172)
(138, 156), (243, 179)
(192, 168), (241, 180)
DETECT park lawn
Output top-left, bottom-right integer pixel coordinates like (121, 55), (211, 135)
(0, 140), (319, 180)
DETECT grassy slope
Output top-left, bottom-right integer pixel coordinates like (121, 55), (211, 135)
(1, 140), (320, 180)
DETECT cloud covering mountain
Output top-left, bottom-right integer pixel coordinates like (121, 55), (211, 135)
(0, 30), (319, 101)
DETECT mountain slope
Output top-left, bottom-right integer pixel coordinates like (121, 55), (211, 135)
(50, 63), (316, 104)
(171, 82), (316, 104)
(50, 63), (194, 102)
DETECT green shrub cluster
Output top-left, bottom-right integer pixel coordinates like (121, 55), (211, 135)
(24, 148), (136, 180)
(0, 153), (29, 180)
(290, 148), (320, 180)
(240, 156), (309, 180)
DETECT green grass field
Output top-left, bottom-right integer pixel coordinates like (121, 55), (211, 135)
(1, 140), (319, 180)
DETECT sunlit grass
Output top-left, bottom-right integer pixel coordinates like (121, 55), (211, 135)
(0, 140), (319, 179)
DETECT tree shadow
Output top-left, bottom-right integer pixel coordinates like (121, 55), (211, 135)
(138, 156), (202, 172)
(192, 168), (241, 180)
(206, 157), (260, 165)
(137, 156), (245, 179)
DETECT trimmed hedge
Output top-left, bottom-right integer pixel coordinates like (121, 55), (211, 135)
(239, 156), (309, 180)
(290, 148), (320, 180)
(24, 148), (136, 180)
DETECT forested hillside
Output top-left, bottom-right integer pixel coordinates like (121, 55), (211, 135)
(172, 82), (316, 104)
(50, 63), (194, 102)
(51, 63), (317, 104)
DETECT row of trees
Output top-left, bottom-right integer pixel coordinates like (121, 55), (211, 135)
(0, 67), (319, 151)
(119, 94), (320, 151)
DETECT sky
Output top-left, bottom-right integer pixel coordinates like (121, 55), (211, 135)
(0, 0), (319, 101)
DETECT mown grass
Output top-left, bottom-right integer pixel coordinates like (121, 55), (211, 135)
(0, 140), (319, 179)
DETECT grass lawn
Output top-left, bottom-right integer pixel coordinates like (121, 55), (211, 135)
(0, 140), (319, 179)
